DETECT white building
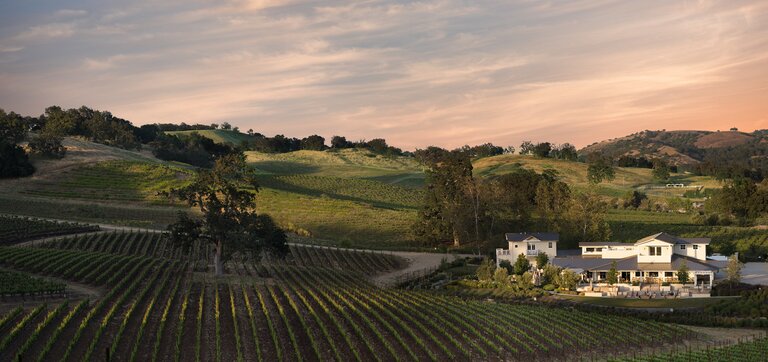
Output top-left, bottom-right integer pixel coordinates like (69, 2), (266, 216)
(496, 232), (558, 267)
(555, 232), (724, 287)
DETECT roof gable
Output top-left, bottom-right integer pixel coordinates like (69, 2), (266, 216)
(506, 232), (559, 242)
(634, 232), (712, 246)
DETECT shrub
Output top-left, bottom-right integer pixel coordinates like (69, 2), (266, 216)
(28, 132), (66, 158)
(543, 284), (556, 291)
(0, 141), (34, 178)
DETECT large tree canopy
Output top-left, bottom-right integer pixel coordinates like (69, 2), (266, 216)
(165, 153), (288, 275)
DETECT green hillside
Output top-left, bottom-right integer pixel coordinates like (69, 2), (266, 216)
(473, 154), (722, 198)
(166, 129), (256, 145)
(0, 138), (751, 252)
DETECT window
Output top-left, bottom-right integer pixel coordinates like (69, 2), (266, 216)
(528, 244), (536, 250)
(596, 248), (603, 252)
(514, 245), (518, 249)
(648, 272), (659, 277)
(586, 247), (595, 252)
(598, 272), (607, 279)
(665, 272), (674, 277)
(680, 245), (686, 250)
(693, 245), (698, 250)
(548, 242), (553, 248)
(649, 246), (662, 256)
(635, 272), (642, 277)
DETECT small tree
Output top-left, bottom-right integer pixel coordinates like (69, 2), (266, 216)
(677, 260), (690, 284)
(606, 261), (618, 285)
(498, 260), (514, 274)
(542, 264), (561, 285)
(519, 271), (534, 289)
(513, 254), (531, 275)
(586, 156), (615, 184)
(493, 267), (510, 287)
(652, 159), (671, 181)
(727, 254), (742, 284)
(535, 252), (549, 268)
(556, 269), (579, 290)
(476, 259), (494, 281)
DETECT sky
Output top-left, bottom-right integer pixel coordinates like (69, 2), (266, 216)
(1, 0), (767, 150)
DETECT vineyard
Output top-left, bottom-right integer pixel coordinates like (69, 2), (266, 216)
(612, 335), (768, 361)
(0, 270), (66, 297)
(33, 232), (406, 276)
(0, 215), (99, 245)
(0, 230), (697, 361)
(0, 195), (184, 229)
(20, 161), (192, 205)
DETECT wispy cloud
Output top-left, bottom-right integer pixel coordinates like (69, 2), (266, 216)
(1, 0), (767, 149)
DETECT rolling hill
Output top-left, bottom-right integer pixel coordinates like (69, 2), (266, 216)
(578, 129), (765, 166)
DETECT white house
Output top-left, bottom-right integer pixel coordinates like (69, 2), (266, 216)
(555, 232), (724, 287)
(496, 232), (558, 267)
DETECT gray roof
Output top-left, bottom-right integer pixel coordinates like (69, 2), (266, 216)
(551, 254), (722, 272)
(634, 232), (711, 246)
(505, 232), (559, 242)
(579, 242), (630, 247)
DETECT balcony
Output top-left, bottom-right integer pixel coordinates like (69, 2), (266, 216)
(526, 250), (539, 256)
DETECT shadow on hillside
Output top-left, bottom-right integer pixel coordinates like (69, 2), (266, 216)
(249, 161), (321, 175)
(255, 175), (417, 210)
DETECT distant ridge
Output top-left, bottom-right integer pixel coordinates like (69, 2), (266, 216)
(578, 129), (765, 166)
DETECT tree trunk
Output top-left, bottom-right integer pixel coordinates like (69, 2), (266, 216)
(214, 240), (224, 276)
(453, 228), (460, 247)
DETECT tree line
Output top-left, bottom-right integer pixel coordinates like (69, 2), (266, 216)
(412, 147), (611, 250)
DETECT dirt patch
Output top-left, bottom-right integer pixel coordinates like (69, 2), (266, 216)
(695, 131), (754, 149)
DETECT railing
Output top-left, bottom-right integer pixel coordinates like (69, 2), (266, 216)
(526, 250), (539, 256)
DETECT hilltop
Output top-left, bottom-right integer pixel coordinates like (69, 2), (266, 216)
(165, 129), (256, 145)
(578, 129), (765, 166)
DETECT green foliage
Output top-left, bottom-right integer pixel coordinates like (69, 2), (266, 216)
(165, 153), (288, 275)
(652, 159), (671, 181)
(0, 108), (27, 143)
(535, 252), (548, 268)
(607, 261), (618, 285)
(476, 259), (494, 281)
(519, 271), (533, 289)
(727, 254), (742, 283)
(493, 267), (510, 287)
(677, 260), (690, 284)
(555, 269), (579, 290)
(27, 132), (66, 158)
(498, 260), (513, 274)
(566, 192), (611, 245)
(0, 270), (65, 295)
(586, 156), (615, 184)
(22, 160), (193, 204)
(151, 132), (239, 168)
(413, 147), (474, 246)
(43, 105), (140, 150)
(0, 141), (35, 178)
(512, 253), (530, 275)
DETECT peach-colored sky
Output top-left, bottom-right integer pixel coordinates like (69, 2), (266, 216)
(1, 0), (767, 150)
